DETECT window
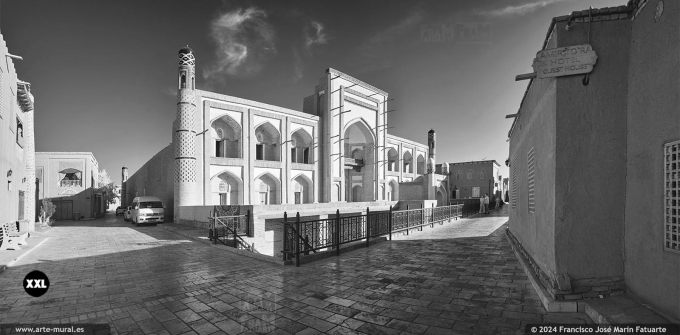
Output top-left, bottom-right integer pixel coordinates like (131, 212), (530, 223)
(180, 73), (186, 89)
(215, 129), (225, 157)
(256, 144), (264, 160)
(511, 154), (519, 209)
(472, 187), (480, 198)
(303, 148), (310, 164)
(291, 147), (297, 163)
(60, 170), (82, 187)
(664, 141), (680, 252)
(18, 191), (24, 220)
(216, 140), (225, 157)
(139, 201), (163, 208)
(219, 193), (227, 205)
(16, 118), (24, 147)
(294, 192), (301, 204)
(259, 192), (268, 205)
(527, 147), (536, 213)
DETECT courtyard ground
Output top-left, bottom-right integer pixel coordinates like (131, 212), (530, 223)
(0, 209), (590, 335)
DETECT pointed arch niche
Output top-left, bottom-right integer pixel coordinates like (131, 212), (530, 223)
(211, 171), (243, 205)
(291, 174), (313, 204)
(254, 173), (281, 205)
(255, 122), (281, 162)
(211, 115), (242, 158)
(343, 120), (375, 202)
(290, 129), (313, 164)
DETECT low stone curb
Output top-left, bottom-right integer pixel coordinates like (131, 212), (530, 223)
(504, 227), (581, 313)
(157, 224), (285, 266)
(0, 233), (50, 275)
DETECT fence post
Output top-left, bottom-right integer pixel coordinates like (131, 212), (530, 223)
(295, 212), (301, 267)
(208, 210), (213, 242)
(432, 203), (435, 227)
(233, 218), (237, 248)
(406, 204), (410, 235)
(448, 203), (452, 222)
(421, 206), (425, 231)
(246, 209), (251, 236)
(388, 205), (393, 241)
(335, 209), (341, 256)
(366, 207), (370, 248)
(283, 212), (288, 262)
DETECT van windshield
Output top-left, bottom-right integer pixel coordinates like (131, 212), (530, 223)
(140, 201), (163, 209)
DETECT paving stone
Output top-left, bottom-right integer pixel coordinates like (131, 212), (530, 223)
(0, 213), (590, 334)
(297, 315), (336, 332)
(214, 318), (246, 335)
(327, 325), (366, 335)
(175, 309), (202, 324)
(161, 319), (192, 335)
(356, 322), (401, 335)
(270, 317), (308, 334)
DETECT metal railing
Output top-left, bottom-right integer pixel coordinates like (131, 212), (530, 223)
(59, 180), (82, 187)
(208, 210), (252, 251)
(282, 204), (464, 266)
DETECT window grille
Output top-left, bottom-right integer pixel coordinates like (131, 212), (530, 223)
(511, 154), (518, 209)
(527, 147), (536, 213)
(664, 140), (680, 253)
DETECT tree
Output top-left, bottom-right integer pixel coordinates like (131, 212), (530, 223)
(97, 169), (118, 206)
(98, 169), (112, 188)
(100, 183), (119, 206)
(39, 199), (56, 226)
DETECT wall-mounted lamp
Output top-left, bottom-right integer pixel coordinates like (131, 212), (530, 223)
(7, 169), (12, 191)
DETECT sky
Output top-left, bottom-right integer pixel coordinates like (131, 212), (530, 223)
(1, 0), (626, 184)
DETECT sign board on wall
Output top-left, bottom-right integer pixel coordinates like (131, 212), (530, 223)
(532, 44), (598, 79)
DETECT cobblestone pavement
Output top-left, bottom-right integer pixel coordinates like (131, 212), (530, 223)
(0, 211), (590, 335)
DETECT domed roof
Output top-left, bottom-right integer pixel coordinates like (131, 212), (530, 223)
(178, 46), (194, 55)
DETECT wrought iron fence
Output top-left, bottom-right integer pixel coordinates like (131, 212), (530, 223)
(208, 210), (251, 250)
(283, 204), (463, 266)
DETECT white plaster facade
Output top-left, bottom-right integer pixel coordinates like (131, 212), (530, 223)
(182, 50), (429, 208)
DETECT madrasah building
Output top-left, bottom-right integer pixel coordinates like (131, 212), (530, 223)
(123, 47), (447, 223)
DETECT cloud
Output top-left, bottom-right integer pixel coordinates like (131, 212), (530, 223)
(304, 21), (328, 49)
(204, 7), (275, 78)
(476, 0), (566, 17)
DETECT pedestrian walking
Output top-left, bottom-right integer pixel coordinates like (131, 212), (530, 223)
(495, 195), (501, 209)
(484, 194), (490, 214)
(479, 196), (485, 214)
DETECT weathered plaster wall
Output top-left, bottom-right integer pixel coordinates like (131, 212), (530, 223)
(125, 144), (174, 222)
(398, 182), (427, 201)
(448, 161), (498, 199)
(0, 33), (30, 227)
(554, 18), (629, 285)
(508, 41), (558, 284)
(625, 0), (680, 320)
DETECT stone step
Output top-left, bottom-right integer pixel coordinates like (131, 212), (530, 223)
(584, 295), (673, 325)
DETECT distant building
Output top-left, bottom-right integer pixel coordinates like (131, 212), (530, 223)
(0, 31), (36, 232)
(507, 0), (680, 320)
(36, 152), (106, 220)
(442, 160), (501, 199)
(125, 47), (434, 221)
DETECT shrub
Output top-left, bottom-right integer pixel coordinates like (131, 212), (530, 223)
(39, 199), (56, 226)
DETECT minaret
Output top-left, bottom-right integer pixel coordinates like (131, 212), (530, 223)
(173, 46), (198, 220)
(427, 129), (436, 174)
(18, 83), (35, 231)
(121, 167), (128, 206)
(427, 129), (437, 200)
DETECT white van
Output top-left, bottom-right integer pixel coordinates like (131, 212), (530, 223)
(129, 196), (165, 225)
